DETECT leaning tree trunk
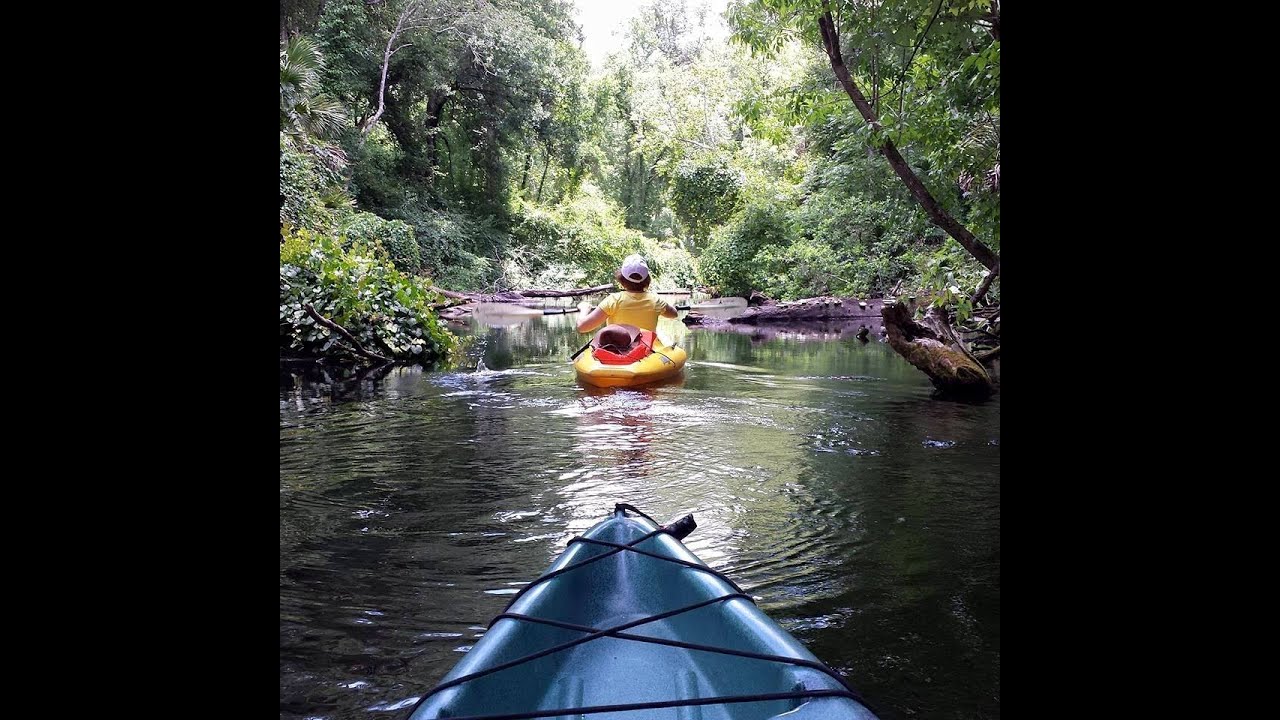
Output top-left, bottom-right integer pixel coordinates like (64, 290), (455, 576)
(816, 7), (999, 276)
(882, 302), (994, 397)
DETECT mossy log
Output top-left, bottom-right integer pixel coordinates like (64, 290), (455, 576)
(882, 301), (994, 398)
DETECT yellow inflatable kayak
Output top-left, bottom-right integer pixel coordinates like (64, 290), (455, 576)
(574, 336), (687, 388)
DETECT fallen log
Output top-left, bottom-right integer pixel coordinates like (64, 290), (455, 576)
(431, 284), (610, 306)
(881, 302), (994, 397)
(729, 296), (883, 324)
(684, 318), (879, 342)
(434, 297), (585, 323)
(438, 305), (474, 322)
(429, 297), (472, 311)
(514, 284), (612, 298)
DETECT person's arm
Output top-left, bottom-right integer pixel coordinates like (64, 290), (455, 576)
(657, 297), (678, 319)
(577, 307), (607, 333)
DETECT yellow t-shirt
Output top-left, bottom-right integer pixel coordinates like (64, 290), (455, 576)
(597, 291), (671, 332)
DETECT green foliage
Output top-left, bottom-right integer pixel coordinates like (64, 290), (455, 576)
(727, 0), (1000, 269)
(670, 159), (743, 245)
(787, 151), (932, 297)
(280, 35), (346, 144)
(280, 143), (348, 232)
(280, 227), (453, 363)
(340, 212), (419, 274)
(278, 0), (1000, 320)
(344, 126), (405, 210)
(698, 200), (794, 296)
(509, 187), (696, 290)
(318, 0), (586, 218)
(640, 235), (697, 291)
(385, 204), (508, 290)
(510, 190), (648, 286)
(918, 241), (989, 321)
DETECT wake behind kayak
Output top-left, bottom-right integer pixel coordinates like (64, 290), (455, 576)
(407, 504), (877, 719)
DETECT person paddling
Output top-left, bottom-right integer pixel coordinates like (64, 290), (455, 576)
(577, 255), (678, 355)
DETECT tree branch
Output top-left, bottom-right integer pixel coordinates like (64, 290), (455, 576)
(360, 1), (433, 138)
(971, 267), (998, 305)
(816, 3), (1000, 275)
(304, 304), (391, 363)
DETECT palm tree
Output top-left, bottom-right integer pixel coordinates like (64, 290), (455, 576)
(280, 36), (346, 144)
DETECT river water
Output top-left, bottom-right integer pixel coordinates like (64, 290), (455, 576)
(281, 311), (1000, 719)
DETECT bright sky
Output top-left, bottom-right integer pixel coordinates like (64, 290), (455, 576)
(574, 0), (732, 69)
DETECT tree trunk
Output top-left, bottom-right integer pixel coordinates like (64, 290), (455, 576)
(536, 144), (552, 202)
(971, 268), (998, 305)
(636, 152), (647, 224)
(816, 7), (1000, 275)
(359, 1), (421, 140)
(424, 91), (450, 186)
(985, 0), (1000, 41)
(430, 284), (611, 323)
(881, 302), (993, 397)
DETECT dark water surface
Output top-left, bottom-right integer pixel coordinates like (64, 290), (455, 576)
(281, 313), (999, 719)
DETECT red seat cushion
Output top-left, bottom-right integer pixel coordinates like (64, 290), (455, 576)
(592, 330), (656, 365)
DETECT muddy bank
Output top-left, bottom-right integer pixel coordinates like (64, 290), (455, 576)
(685, 296), (886, 332)
(686, 319), (885, 344)
(685, 296), (999, 389)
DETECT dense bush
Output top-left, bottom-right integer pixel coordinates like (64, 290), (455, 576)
(509, 188), (696, 290)
(697, 200), (794, 297)
(340, 212), (420, 274)
(669, 159), (742, 245)
(280, 0), (999, 335)
(379, 203), (507, 290)
(280, 228), (453, 363)
(280, 143), (348, 232)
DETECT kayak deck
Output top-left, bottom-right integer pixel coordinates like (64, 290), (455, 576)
(409, 506), (876, 719)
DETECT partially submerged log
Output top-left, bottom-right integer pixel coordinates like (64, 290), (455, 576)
(430, 283), (608, 324)
(691, 296), (749, 310)
(433, 288), (527, 304)
(438, 305), (473, 322)
(432, 284), (609, 304)
(516, 284), (612, 298)
(881, 301), (994, 397)
(729, 296), (883, 324)
(683, 318), (878, 342)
